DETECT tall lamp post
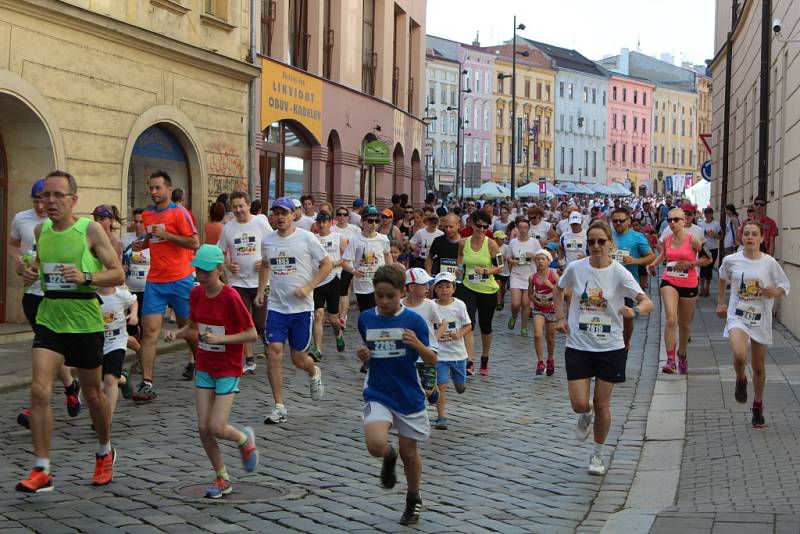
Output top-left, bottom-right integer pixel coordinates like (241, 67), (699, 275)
(453, 68), (471, 201)
(510, 17), (526, 199)
(422, 107), (437, 195)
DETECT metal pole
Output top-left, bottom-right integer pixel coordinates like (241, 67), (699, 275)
(456, 65), (463, 201)
(719, 4), (737, 266)
(510, 16), (517, 200)
(247, 0), (258, 198)
(757, 0), (771, 198)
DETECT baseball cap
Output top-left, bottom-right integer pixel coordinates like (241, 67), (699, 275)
(191, 244), (225, 271)
(270, 197), (294, 212)
(381, 208), (393, 218)
(682, 203), (696, 213)
(433, 271), (456, 285)
(546, 242), (558, 250)
(315, 212), (332, 222)
(91, 204), (114, 218)
(353, 198), (365, 208)
(493, 231), (507, 240)
(291, 198), (302, 209)
(569, 212), (583, 224)
(534, 249), (553, 263)
(364, 205), (379, 217)
(405, 268), (434, 286)
(31, 179), (46, 198)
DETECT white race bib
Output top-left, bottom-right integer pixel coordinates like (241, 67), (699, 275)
(42, 263), (77, 291)
(578, 311), (612, 338)
(366, 328), (406, 358)
(666, 261), (689, 278)
(734, 302), (763, 327)
(103, 311), (127, 345)
(440, 258), (458, 275)
(611, 249), (630, 263)
(270, 255), (298, 276)
(198, 323), (225, 352)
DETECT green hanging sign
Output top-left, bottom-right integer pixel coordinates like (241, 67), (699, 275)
(363, 139), (390, 165)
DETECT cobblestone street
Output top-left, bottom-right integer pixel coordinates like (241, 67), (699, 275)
(0, 300), (658, 533)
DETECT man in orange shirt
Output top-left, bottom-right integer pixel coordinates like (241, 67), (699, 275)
(132, 170), (200, 402)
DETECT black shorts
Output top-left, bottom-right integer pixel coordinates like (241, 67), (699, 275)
(126, 291), (144, 337)
(339, 270), (354, 296)
(33, 325), (104, 369)
(495, 274), (509, 283)
(660, 279), (698, 298)
(455, 284), (496, 335)
(234, 286), (267, 337)
(22, 293), (43, 330)
(699, 249), (718, 280)
(565, 347), (627, 383)
(314, 277), (341, 314)
(356, 292), (376, 311)
(102, 348), (125, 378)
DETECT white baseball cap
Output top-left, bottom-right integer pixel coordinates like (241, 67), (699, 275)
(569, 212), (583, 224)
(291, 198), (301, 208)
(405, 268), (433, 286)
(534, 249), (553, 263)
(433, 271), (456, 285)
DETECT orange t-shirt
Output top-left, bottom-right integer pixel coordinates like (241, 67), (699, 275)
(141, 202), (197, 283)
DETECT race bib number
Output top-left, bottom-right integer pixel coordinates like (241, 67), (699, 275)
(440, 258), (458, 275)
(234, 233), (257, 256)
(270, 255), (297, 276)
(734, 302), (763, 327)
(147, 224), (167, 244)
(611, 249), (630, 263)
(198, 323), (225, 352)
(666, 262), (689, 278)
(103, 311), (126, 344)
(319, 236), (338, 255)
(467, 270), (489, 284)
(419, 246), (429, 259)
(517, 253), (529, 265)
(361, 264), (377, 281)
(365, 328), (406, 358)
(535, 291), (553, 303)
(565, 240), (583, 251)
(42, 263), (77, 291)
(438, 321), (458, 343)
(578, 312), (612, 338)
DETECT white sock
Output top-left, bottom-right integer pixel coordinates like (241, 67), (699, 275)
(97, 442), (112, 456)
(34, 458), (50, 473)
(275, 403), (285, 410)
(592, 442), (604, 456)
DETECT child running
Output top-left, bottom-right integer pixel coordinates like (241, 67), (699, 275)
(528, 249), (559, 376)
(164, 244), (259, 499)
(432, 272), (471, 430)
(97, 284), (138, 417)
(401, 268), (443, 406)
(357, 264), (437, 525)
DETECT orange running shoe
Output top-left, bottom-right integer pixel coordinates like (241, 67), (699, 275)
(92, 448), (116, 486)
(16, 467), (53, 493)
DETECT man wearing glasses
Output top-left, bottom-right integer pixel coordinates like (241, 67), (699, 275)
(461, 199), (477, 227)
(739, 196), (778, 255)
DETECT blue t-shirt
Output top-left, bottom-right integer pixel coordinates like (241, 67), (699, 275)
(612, 229), (652, 279)
(358, 306), (434, 415)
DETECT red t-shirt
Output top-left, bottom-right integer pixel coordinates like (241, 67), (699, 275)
(459, 226), (494, 239)
(142, 202), (197, 282)
(190, 285), (254, 378)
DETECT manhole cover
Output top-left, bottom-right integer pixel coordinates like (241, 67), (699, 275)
(173, 482), (289, 504)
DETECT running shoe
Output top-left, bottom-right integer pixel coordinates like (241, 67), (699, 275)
(65, 379), (81, 418)
(520, 327), (528, 337)
(536, 361), (545, 375)
(360, 360), (370, 374)
(309, 366), (325, 401)
(204, 477), (232, 499)
(434, 417), (448, 430)
(752, 406), (766, 428)
(335, 334), (346, 353)
(308, 346), (322, 363)
(380, 446), (398, 489)
(507, 316), (517, 330)
(546, 358), (555, 376)
(662, 357), (677, 374)
(17, 408), (31, 429)
(576, 411), (593, 441)
(264, 405), (287, 424)
(119, 369), (133, 399)
(466, 360), (474, 377)
(16, 467), (53, 493)
(239, 426), (259, 472)
(588, 454), (607, 475)
(426, 388), (439, 405)
(243, 358), (256, 375)
(678, 353), (688, 375)
(131, 382), (157, 403)
(479, 357), (489, 376)
(182, 362), (195, 380)
(339, 316), (347, 331)
(495, 303), (503, 311)
(92, 448), (116, 486)
(734, 378), (748, 404)
(400, 495), (422, 525)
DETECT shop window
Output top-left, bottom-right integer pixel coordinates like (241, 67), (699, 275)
(260, 121), (312, 205)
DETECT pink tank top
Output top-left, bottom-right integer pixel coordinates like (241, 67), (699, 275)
(530, 269), (557, 313)
(662, 234), (698, 288)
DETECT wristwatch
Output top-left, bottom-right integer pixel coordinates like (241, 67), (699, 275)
(82, 272), (93, 286)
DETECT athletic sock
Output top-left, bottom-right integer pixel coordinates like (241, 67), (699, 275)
(97, 442), (111, 456)
(237, 431), (248, 448)
(592, 442), (604, 456)
(666, 346), (676, 360)
(215, 467), (230, 481)
(34, 458), (50, 473)
(406, 489), (420, 502)
(143, 379), (153, 388)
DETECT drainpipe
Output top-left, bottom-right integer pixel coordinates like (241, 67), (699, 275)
(757, 0), (771, 198)
(247, 0), (258, 197)
(718, 1), (738, 266)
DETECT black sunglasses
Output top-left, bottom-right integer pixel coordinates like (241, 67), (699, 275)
(336, 211), (348, 216)
(611, 218), (628, 224)
(474, 223), (490, 230)
(364, 218), (379, 224)
(587, 238), (607, 246)
(667, 217), (684, 223)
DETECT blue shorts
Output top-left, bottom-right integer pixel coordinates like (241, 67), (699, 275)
(265, 310), (312, 352)
(142, 274), (195, 318)
(436, 359), (467, 386)
(195, 370), (240, 395)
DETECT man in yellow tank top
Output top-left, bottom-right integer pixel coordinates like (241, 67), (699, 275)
(16, 171), (125, 494)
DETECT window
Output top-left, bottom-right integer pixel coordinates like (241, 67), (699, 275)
(681, 120), (685, 136)
(441, 114), (448, 134)
(440, 147), (447, 168)
(642, 118), (646, 132)
(569, 115), (573, 132)
(497, 77), (504, 93)
(545, 84), (551, 101)
(568, 83), (574, 99)
(560, 147), (565, 173)
(583, 87), (588, 102)
(661, 145), (665, 162)
(260, 0), (276, 56)
(464, 103), (471, 127)
(641, 145), (646, 163)
(473, 143), (479, 164)
(544, 148), (550, 169)
(474, 105), (480, 132)
(450, 90), (456, 107)
(603, 91), (606, 105)
(536, 82), (542, 100)
(633, 90), (638, 104)
(428, 86), (434, 105)
(672, 118), (677, 135)
(633, 144), (637, 163)
(612, 113), (617, 130)
(560, 114), (564, 131)
(464, 140), (470, 163)
(643, 92), (647, 106)
(569, 148), (574, 174)
(592, 151), (597, 177)
(496, 142), (503, 164)
(682, 106), (685, 115)
(559, 81), (564, 97)
(544, 116), (550, 135)
(262, 121), (312, 202)
(497, 108), (503, 129)
(681, 149), (685, 166)
(450, 113), (456, 135)
(612, 143), (616, 162)
(476, 70), (482, 93)
(288, 0), (309, 69)
(524, 79), (531, 98)
(622, 88), (627, 102)
(484, 107), (490, 130)
(584, 150), (588, 175)
(523, 112), (529, 130)
(661, 116), (665, 132)
(592, 88), (596, 104)
(450, 148), (455, 168)
(464, 69), (471, 91)
(690, 122), (693, 137)
(483, 142), (489, 166)
(361, 0), (376, 94)
(633, 116), (638, 132)
(441, 86), (447, 103)
(205, 0), (228, 20)
(690, 149), (694, 166)
(652, 146), (656, 163)
(613, 86), (617, 100)
(622, 144), (626, 162)
(622, 114), (626, 131)
(671, 147), (675, 164)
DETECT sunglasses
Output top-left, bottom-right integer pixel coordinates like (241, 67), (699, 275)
(611, 218), (627, 224)
(667, 217), (684, 223)
(474, 223), (490, 230)
(336, 211), (348, 216)
(405, 210), (414, 214)
(754, 202), (766, 207)
(364, 218), (379, 224)
(587, 238), (608, 246)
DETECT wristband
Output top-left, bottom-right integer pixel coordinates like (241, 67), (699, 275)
(632, 305), (641, 318)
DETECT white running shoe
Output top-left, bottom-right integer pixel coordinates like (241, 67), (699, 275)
(588, 454), (607, 475)
(575, 411), (593, 441)
(264, 404), (288, 424)
(309, 366), (325, 401)
(243, 360), (257, 375)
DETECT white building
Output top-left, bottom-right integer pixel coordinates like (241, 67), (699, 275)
(425, 49), (460, 195)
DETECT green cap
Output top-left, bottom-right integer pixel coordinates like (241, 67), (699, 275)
(191, 244), (224, 271)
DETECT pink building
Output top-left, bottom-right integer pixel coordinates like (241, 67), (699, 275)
(606, 74), (654, 190)
(459, 43), (495, 183)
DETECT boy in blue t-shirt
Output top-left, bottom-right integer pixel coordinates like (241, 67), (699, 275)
(356, 264), (437, 526)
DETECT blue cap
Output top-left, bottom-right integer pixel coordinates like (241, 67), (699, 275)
(364, 205), (379, 216)
(31, 179), (45, 198)
(546, 242), (558, 250)
(353, 198), (365, 208)
(270, 197), (294, 212)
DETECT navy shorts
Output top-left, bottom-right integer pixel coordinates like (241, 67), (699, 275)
(265, 310), (312, 352)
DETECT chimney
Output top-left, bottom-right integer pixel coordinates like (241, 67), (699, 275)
(619, 47), (630, 75)
(472, 31), (480, 47)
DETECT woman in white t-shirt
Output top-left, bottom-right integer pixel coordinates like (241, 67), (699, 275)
(555, 220), (653, 477)
(716, 220), (790, 428)
(506, 218), (541, 337)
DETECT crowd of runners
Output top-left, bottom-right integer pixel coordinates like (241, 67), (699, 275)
(11, 171), (789, 525)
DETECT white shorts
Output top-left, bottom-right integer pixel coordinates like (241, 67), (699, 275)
(509, 272), (531, 290)
(362, 401), (430, 441)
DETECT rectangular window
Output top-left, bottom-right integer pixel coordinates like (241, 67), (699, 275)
(288, 0), (309, 69)
(450, 90), (455, 106)
(496, 143), (503, 165)
(633, 90), (638, 104)
(583, 87), (589, 102)
(603, 91), (606, 105)
(560, 114), (564, 131)
(643, 92), (647, 106)
(428, 86), (435, 105)
(641, 145), (646, 163)
(568, 83), (574, 99)
(622, 114), (626, 131)
(260, 0), (276, 56)
(545, 84), (551, 102)
(497, 108), (503, 129)
(205, 0), (228, 19)
(497, 77), (504, 93)
(592, 151), (597, 177)
(361, 0), (376, 94)
(569, 148), (574, 174)
(450, 114), (456, 135)
(690, 122), (693, 137)
(622, 88), (627, 102)
(441, 86), (447, 103)
(476, 70), (482, 93)
(622, 144), (626, 162)
(671, 147), (676, 164)
(592, 88), (596, 103)
(661, 116), (665, 132)
(612, 143), (616, 162)
(613, 86), (617, 100)
(612, 113), (617, 130)
(681, 149), (685, 166)
(536, 82), (542, 100)
(633, 116), (638, 132)
(544, 148), (550, 169)
(661, 145), (665, 162)
(560, 147), (565, 173)
(559, 81), (564, 97)
(672, 118), (677, 135)
(484, 108), (490, 130)
(483, 142), (489, 167)
(584, 150), (588, 175)
(681, 120), (685, 136)
(569, 115), (573, 132)
(524, 79), (531, 98)
(642, 118), (646, 132)
(544, 116), (550, 135)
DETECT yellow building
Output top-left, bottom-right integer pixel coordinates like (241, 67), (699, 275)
(486, 44), (555, 187)
(696, 73), (713, 167)
(0, 0), (259, 323)
(651, 86), (699, 191)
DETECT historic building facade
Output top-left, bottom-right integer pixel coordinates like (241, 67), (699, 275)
(423, 48), (459, 194)
(651, 85), (699, 194)
(606, 74), (654, 189)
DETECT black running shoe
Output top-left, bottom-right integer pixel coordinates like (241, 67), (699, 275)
(752, 407), (766, 428)
(399, 495), (422, 525)
(360, 360), (370, 374)
(182, 362), (195, 380)
(380, 447), (398, 489)
(734, 379), (748, 404)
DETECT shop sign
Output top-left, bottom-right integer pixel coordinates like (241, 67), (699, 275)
(261, 57), (323, 142)
(363, 139), (390, 165)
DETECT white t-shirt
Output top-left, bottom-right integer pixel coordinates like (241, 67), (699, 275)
(433, 298), (471, 361)
(316, 232), (344, 286)
(121, 232), (137, 252)
(125, 248), (150, 292)
(11, 209), (46, 296)
(556, 218), (571, 236)
(498, 243), (510, 276)
(218, 216), (273, 289)
(529, 221), (552, 243)
(561, 230), (587, 264)
(297, 213), (316, 231)
(718, 252), (790, 345)
(508, 237), (542, 285)
(255, 214), (273, 229)
(401, 297), (442, 357)
(409, 227), (444, 260)
(660, 224), (705, 243)
(492, 217), (511, 233)
(100, 287), (137, 354)
(558, 258), (643, 352)
(698, 219), (722, 250)
(261, 227), (328, 314)
(332, 223), (361, 241)
(349, 211), (362, 227)
(342, 233), (391, 295)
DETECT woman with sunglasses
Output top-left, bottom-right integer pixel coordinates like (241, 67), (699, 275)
(333, 207), (361, 329)
(651, 207), (706, 374)
(527, 205), (557, 246)
(457, 211), (501, 375)
(399, 207), (417, 239)
(554, 220), (653, 475)
(716, 220), (790, 427)
(506, 217), (541, 337)
(378, 209), (404, 243)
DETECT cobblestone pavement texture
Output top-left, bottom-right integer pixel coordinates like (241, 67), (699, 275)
(0, 298), (659, 533)
(650, 295), (800, 533)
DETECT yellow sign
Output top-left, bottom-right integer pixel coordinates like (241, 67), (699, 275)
(260, 57), (323, 143)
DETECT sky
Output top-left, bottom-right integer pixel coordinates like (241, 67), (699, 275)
(426, 0), (716, 66)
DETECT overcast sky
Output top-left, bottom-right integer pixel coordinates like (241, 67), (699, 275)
(426, 0), (716, 66)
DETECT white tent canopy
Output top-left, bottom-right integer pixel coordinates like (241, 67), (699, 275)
(515, 182), (553, 198)
(463, 181), (511, 199)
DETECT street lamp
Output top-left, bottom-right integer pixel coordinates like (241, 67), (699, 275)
(510, 17), (525, 199)
(453, 70), (471, 201)
(422, 108), (437, 194)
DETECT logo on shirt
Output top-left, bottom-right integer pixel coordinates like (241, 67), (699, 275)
(737, 274), (763, 300)
(234, 233), (257, 255)
(579, 283), (608, 309)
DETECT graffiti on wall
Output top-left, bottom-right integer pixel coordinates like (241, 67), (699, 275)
(207, 142), (246, 198)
